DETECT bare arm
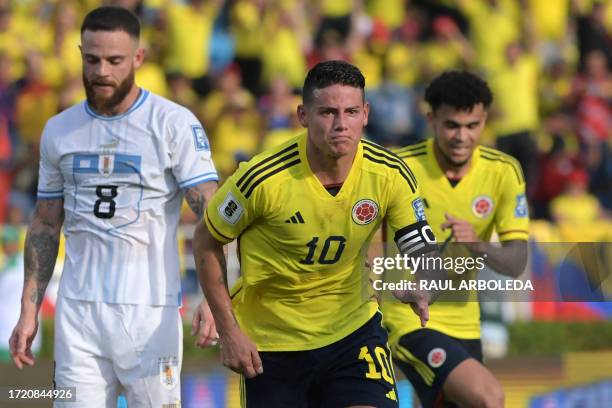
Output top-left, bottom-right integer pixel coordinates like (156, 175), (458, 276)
(193, 221), (238, 338)
(468, 240), (528, 278)
(184, 180), (218, 220)
(193, 221), (262, 378)
(442, 214), (528, 278)
(184, 180), (221, 347)
(10, 198), (63, 368)
(22, 199), (64, 313)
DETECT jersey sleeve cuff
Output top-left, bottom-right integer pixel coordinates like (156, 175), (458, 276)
(204, 210), (234, 244)
(37, 189), (64, 200)
(179, 172), (219, 189)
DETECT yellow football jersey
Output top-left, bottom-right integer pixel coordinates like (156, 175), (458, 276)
(382, 139), (529, 342)
(205, 133), (426, 351)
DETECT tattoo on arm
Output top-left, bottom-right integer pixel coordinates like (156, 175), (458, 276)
(25, 232), (60, 306)
(185, 189), (206, 220)
(185, 181), (217, 220)
(23, 200), (63, 307)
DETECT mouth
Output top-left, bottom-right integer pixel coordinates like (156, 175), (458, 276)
(92, 83), (115, 90)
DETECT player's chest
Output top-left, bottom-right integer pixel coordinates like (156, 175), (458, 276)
(57, 129), (169, 186)
(263, 178), (386, 242)
(423, 178), (500, 235)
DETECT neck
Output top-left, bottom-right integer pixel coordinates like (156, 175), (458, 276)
(306, 137), (356, 185)
(433, 139), (472, 180)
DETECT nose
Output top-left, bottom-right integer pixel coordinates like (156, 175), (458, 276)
(333, 112), (348, 130)
(456, 125), (469, 141)
(94, 61), (110, 77)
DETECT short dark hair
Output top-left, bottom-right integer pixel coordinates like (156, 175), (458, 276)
(81, 6), (140, 39)
(302, 60), (365, 105)
(424, 71), (493, 113)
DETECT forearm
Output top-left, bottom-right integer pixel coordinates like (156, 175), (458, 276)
(185, 181), (218, 220)
(193, 223), (239, 336)
(468, 240), (528, 278)
(22, 209), (62, 313)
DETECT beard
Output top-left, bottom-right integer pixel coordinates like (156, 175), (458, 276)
(83, 68), (134, 114)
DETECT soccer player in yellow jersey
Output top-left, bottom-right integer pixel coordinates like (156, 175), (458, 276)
(194, 60), (439, 407)
(382, 71), (529, 408)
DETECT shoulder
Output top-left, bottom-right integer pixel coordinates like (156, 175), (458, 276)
(41, 102), (88, 147)
(232, 134), (302, 199)
(393, 140), (429, 161)
(361, 139), (419, 193)
(146, 91), (198, 121)
(477, 146), (525, 185)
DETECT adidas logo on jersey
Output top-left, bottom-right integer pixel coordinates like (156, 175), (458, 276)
(285, 211), (305, 224)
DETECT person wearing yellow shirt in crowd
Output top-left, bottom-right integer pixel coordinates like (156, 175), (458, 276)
(261, 1), (310, 90)
(457, 0), (521, 74)
(164, 0), (223, 94)
(489, 41), (540, 194)
(230, 0), (268, 96)
(194, 60), (435, 407)
(420, 16), (475, 82)
(313, 0), (356, 46)
(551, 168), (610, 241)
(383, 71), (529, 408)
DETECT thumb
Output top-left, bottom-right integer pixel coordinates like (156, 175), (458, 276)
(251, 349), (263, 375)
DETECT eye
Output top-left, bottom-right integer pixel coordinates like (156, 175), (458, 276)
(468, 123), (479, 129)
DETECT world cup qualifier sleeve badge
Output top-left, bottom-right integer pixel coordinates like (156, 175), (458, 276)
(159, 356), (179, 390)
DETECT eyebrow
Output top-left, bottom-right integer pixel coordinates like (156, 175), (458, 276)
(444, 119), (481, 127)
(83, 53), (126, 60)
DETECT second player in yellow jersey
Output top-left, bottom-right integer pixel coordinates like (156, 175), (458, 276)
(382, 71), (529, 408)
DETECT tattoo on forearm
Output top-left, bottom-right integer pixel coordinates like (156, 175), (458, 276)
(185, 189), (206, 220)
(25, 231), (60, 306)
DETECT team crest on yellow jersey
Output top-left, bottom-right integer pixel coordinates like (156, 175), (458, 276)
(352, 199), (379, 225)
(472, 195), (494, 218)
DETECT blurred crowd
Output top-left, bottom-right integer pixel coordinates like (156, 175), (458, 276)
(0, 0), (610, 240)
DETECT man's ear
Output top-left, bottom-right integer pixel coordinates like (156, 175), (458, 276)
(134, 47), (145, 69)
(297, 104), (308, 128)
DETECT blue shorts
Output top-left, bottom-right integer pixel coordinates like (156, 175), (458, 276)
(241, 312), (399, 407)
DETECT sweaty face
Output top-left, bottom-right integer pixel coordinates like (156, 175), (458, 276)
(429, 103), (488, 167)
(298, 84), (369, 159)
(81, 29), (142, 114)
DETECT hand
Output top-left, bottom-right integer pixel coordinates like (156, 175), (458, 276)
(392, 288), (430, 328)
(9, 313), (39, 369)
(191, 299), (219, 348)
(219, 328), (263, 379)
(441, 213), (484, 253)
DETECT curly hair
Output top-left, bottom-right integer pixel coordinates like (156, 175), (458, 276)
(425, 71), (493, 112)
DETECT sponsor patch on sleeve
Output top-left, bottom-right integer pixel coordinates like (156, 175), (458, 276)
(218, 192), (244, 224)
(412, 197), (427, 222)
(192, 125), (210, 151)
(514, 193), (528, 218)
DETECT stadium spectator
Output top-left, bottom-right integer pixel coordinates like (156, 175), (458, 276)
(9, 7), (219, 407)
(257, 75), (299, 132)
(551, 168), (610, 241)
(229, 0), (266, 97)
(365, 62), (426, 147)
(163, 0), (224, 95)
(489, 41), (539, 195)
